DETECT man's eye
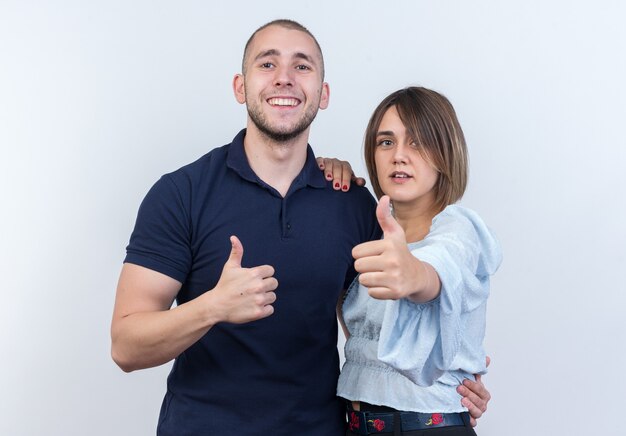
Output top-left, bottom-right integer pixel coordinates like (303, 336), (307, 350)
(377, 140), (393, 147)
(261, 62), (274, 68)
(296, 65), (311, 70)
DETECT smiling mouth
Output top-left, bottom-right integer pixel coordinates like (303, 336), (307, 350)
(267, 97), (300, 107)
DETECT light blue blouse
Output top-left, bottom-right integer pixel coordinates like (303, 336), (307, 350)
(337, 205), (502, 413)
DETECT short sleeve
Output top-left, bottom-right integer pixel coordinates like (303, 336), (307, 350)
(377, 206), (502, 386)
(124, 174), (192, 283)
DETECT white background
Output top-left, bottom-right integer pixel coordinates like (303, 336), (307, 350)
(1, 1), (625, 435)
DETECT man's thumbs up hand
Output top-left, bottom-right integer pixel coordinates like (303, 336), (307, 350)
(210, 236), (278, 324)
(224, 235), (244, 268)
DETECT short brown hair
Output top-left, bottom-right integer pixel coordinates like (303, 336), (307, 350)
(242, 19), (325, 79)
(364, 87), (468, 212)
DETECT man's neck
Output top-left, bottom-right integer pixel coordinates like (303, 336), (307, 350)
(242, 125), (310, 197)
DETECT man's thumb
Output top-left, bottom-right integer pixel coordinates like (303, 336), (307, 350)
(226, 235), (244, 267)
(376, 195), (402, 237)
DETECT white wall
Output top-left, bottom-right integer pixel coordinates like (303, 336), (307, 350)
(1, 1), (624, 435)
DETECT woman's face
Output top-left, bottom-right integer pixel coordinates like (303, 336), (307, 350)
(374, 106), (439, 209)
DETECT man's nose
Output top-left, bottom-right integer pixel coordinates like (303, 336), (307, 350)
(273, 66), (294, 87)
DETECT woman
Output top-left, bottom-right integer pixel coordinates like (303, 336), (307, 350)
(337, 87), (502, 435)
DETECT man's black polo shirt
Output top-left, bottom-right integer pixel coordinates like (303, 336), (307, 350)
(125, 129), (380, 435)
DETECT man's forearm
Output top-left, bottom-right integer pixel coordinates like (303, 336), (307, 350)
(111, 295), (218, 372)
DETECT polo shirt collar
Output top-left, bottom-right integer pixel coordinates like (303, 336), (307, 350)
(226, 129), (327, 190)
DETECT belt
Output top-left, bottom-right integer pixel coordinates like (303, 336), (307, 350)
(347, 410), (467, 435)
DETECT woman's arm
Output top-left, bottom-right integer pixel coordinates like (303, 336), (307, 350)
(352, 196), (440, 303)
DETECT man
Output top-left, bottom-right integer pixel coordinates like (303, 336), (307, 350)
(111, 19), (489, 435)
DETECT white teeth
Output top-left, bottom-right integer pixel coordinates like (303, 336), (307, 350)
(393, 173), (409, 178)
(268, 98), (298, 106)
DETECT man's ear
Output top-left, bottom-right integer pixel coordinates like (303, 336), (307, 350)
(233, 74), (245, 104)
(319, 82), (330, 110)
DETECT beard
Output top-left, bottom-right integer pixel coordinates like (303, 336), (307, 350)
(246, 97), (320, 143)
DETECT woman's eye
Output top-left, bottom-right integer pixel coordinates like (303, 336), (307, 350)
(378, 139), (393, 147)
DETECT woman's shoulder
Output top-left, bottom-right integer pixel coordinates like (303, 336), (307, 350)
(432, 204), (488, 234)
(431, 205), (502, 274)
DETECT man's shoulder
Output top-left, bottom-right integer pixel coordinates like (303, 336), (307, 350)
(325, 184), (377, 209)
(168, 143), (230, 178)
(311, 185), (378, 237)
(166, 128), (246, 184)
(139, 142), (233, 205)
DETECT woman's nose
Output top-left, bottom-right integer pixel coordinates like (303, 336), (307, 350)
(392, 144), (408, 164)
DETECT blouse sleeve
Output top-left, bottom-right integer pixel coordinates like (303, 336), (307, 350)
(377, 206), (502, 386)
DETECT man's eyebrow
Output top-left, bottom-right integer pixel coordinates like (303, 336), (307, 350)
(376, 130), (395, 137)
(253, 49), (280, 62)
(293, 52), (316, 65)
(253, 49), (318, 66)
